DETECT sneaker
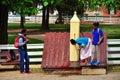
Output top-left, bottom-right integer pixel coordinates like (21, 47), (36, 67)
(25, 71), (32, 74)
(95, 61), (100, 66)
(89, 61), (94, 65)
(20, 71), (26, 74)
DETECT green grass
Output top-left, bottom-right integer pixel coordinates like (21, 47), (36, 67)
(8, 34), (43, 44)
(8, 23), (120, 43)
(8, 23), (41, 29)
(30, 68), (44, 73)
(81, 24), (120, 39)
(108, 65), (120, 72)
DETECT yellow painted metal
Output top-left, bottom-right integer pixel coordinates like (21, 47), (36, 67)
(70, 11), (80, 61)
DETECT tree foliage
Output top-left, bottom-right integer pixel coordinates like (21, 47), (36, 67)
(11, 0), (38, 17)
(0, 0), (120, 44)
(78, 0), (120, 10)
(10, 0), (39, 28)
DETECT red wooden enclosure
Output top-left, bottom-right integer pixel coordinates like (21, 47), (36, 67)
(41, 32), (70, 69)
(41, 32), (107, 69)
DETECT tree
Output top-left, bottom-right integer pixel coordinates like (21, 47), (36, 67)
(0, 0), (9, 44)
(0, 0), (38, 44)
(41, 1), (50, 31)
(40, 0), (84, 31)
(0, 0), (120, 44)
(12, 0), (39, 28)
(55, 0), (84, 24)
(40, 0), (62, 31)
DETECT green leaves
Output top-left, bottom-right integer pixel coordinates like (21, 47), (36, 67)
(77, 0), (120, 10)
(43, 0), (57, 7)
(51, 0), (54, 4)
(43, 1), (49, 7)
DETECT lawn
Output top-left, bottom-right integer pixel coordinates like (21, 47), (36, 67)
(8, 34), (44, 44)
(8, 23), (120, 40)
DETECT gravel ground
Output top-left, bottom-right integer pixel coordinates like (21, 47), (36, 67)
(0, 71), (120, 80)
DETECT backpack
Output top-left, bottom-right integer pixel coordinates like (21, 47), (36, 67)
(14, 36), (23, 48)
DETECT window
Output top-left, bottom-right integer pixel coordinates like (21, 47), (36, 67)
(84, 14), (88, 20)
(109, 9), (116, 14)
(94, 13), (100, 16)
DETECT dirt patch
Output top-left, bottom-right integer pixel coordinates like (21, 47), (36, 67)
(8, 29), (44, 35)
(8, 29), (45, 40)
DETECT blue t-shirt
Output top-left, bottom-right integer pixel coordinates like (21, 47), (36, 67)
(75, 37), (88, 47)
(92, 28), (103, 45)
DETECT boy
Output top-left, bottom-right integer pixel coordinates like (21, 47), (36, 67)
(18, 29), (31, 74)
(89, 22), (104, 66)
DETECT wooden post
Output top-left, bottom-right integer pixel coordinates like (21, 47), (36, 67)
(70, 11), (80, 62)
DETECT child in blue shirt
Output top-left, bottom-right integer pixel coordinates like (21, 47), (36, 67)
(89, 22), (104, 66)
(70, 37), (92, 65)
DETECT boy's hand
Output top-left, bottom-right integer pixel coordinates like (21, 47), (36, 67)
(98, 41), (101, 45)
(78, 46), (82, 50)
(26, 38), (29, 43)
(23, 36), (29, 43)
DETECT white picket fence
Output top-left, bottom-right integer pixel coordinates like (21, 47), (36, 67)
(107, 39), (120, 65)
(0, 39), (120, 65)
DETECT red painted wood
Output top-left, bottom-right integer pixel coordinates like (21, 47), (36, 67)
(41, 32), (107, 69)
(41, 32), (70, 69)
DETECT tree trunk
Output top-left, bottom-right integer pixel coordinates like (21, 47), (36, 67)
(0, 2), (8, 44)
(20, 16), (25, 29)
(58, 12), (64, 24)
(41, 6), (49, 31)
(55, 10), (64, 24)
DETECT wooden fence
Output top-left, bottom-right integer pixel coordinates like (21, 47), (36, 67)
(0, 39), (120, 65)
(0, 44), (43, 63)
(107, 39), (120, 65)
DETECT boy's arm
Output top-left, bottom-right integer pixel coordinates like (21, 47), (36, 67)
(98, 29), (104, 45)
(18, 37), (27, 46)
(98, 36), (104, 45)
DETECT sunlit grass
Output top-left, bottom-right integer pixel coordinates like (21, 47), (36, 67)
(8, 34), (43, 44)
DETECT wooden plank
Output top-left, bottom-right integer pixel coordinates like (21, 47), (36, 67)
(28, 51), (43, 56)
(0, 44), (44, 50)
(107, 39), (120, 45)
(107, 39), (120, 42)
(30, 58), (42, 62)
(1, 61), (19, 65)
(107, 41), (120, 44)
(0, 59), (6, 62)
(27, 46), (43, 49)
(108, 60), (120, 65)
(108, 54), (120, 58)
(81, 68), (106, 75)
(107, 47), (120, 51)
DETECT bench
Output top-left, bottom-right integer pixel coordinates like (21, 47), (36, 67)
(0, 44), (44, 66)
(0, 50), (19, 65)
